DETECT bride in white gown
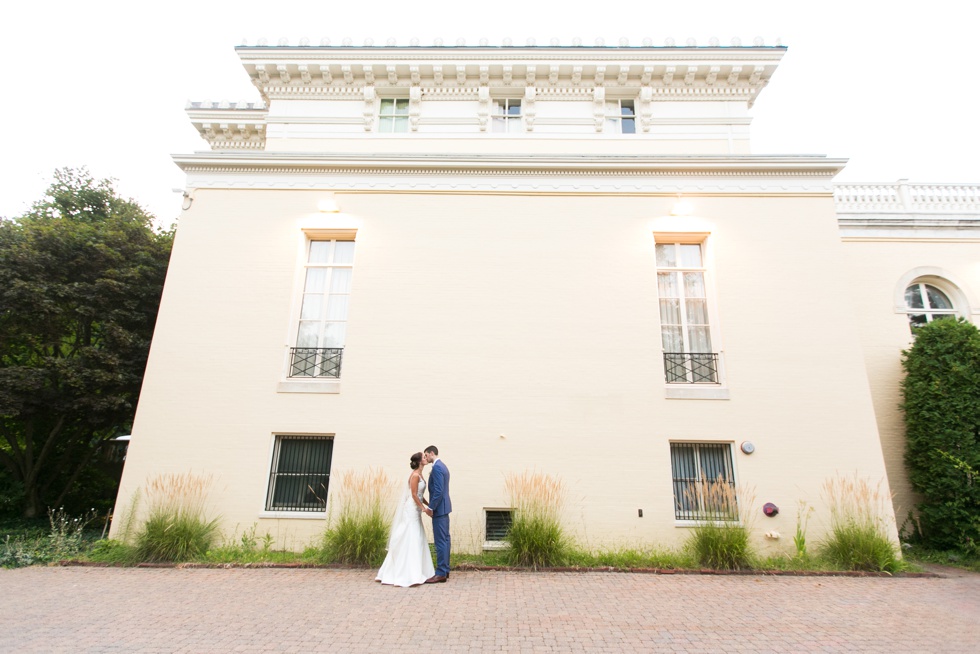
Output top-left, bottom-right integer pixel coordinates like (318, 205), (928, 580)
(376, 452), (435, 587)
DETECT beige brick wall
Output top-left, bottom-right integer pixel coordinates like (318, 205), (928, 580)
(114, 189), (897, 554)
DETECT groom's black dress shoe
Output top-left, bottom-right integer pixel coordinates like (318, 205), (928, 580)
(424, 575), (447, 583)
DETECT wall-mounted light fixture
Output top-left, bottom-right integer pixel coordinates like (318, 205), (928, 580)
(670, 194), (694, 216)
(317, 194), (340, 213)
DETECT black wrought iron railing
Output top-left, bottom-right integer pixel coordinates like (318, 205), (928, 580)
(663, 352), (719, 384)
(289, 347), (343, 378)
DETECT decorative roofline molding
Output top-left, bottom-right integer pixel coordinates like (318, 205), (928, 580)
(173, 152), (845, 178)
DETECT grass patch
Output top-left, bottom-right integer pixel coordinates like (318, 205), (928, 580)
(504, 471), (570, 569)
(313, 469), (392, 566)
(132, 473), (220, 563)
(682, 477), (755, 570)
(817, 475), (904, 573)
(903, 546), (980, 573)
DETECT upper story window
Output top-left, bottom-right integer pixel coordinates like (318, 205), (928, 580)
(379, 99), (409, 133)
(290, 240), (355, 378)
(905, 282), (956, 329)
(605, 100), (636, 134)
(492, 99), (522, 133)
(656, 241), (718, 383)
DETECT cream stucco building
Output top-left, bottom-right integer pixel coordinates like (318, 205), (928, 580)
(112, 40), (980, 553)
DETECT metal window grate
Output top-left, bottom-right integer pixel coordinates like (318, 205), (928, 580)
(289, 347), (343, 378)
(670, 442), (736, 521)
(663, 352), (719, 384)
(485, 510), (513, 541)
(266, 436), (333, 512)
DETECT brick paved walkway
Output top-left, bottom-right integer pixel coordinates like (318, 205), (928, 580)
(2, 566), (978, 653)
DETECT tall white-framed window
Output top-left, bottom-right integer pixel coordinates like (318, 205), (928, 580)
(379, 98), (409, 133)
(656, 241), (718, 383)
(905, 281), (957, 329)
(669, 442), (737, 522)
(492, 98), (522, 133)
(290, 239), (355, 378)
(604, 99), (636, 133)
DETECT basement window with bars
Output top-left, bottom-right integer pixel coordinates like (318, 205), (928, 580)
(484, 509), (513, 547)
(669, 442), (737, 522)
(265, 436), (333, 512)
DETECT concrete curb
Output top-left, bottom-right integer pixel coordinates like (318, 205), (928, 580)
(56, 559), (942, 577)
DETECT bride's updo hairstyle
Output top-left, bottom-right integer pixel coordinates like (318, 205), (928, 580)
(410, 452), (423, 469)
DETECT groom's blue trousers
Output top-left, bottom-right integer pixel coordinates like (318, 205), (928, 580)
(432, 514), (451, 577)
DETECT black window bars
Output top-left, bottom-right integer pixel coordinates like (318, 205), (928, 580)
(289, 347), (343, 378)
(663, 352), (719, 384)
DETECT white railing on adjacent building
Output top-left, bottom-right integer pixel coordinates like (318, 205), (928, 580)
(834, 181), (980, 214)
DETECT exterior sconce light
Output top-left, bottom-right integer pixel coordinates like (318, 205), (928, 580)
(763, 502), (779, 517)
(670, 196), (694, 216)
(317, 195), (340, 213)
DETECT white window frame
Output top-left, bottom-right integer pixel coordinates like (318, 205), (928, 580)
(278, 229), (357, 394)
(904, 281), (958, 329)
(654, 234), (728, 399)
(492, 98), (523, 133)
(483, 508), (513, 550)
(604, 99), (636, 134)
(259, 434), (334, 518)
(669, 441), (738, 525)
(378, 98), (410, 133)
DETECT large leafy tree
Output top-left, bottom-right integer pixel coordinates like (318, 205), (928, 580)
(0, 168), (173, 517)
(902, 317), (980, 553)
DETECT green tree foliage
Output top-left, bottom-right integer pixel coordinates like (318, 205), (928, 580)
(0, 168), (173, 517)
(901, 317), (980, 553)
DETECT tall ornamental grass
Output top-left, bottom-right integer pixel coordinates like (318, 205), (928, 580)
(133, 473), (220, 563)
(683, 476), (755, 570)
(818, 475), (903, 573)
(318, 468), (392, 565)
(504, 471), (569, 568)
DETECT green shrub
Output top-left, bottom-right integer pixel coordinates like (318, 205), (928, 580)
(0, 508), (97, 568)
(682, 476), (754, 570)
(902, 317), (980, 553)
(132, 473), (220, 563)
(316, 469), (392, 566)
(818, 475), (903, 573)
(504, 471), (569, 568)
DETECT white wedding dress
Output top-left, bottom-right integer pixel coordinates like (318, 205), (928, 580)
(375, 474), (435, 587)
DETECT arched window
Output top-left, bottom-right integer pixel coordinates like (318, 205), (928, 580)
(904, 282), (956, 328)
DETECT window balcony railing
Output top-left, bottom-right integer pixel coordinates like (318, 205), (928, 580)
(289, 347), (343, 378)
(663, 352), (719, 384)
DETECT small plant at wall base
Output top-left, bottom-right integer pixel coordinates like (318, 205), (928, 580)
(682, 476), (755, 570)
(794, 501), (815, 561)
(503, 471), (569, 568)
(818, 475), (903, 573)
(132, 473), (220, 563)
(902, 317), (980, 554)
(317, 469), (392, 566)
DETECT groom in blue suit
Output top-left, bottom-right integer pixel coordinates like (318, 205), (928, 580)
(423, 445), (451, 583)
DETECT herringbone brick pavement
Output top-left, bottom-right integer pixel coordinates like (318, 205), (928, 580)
(1, 566), (977, 653)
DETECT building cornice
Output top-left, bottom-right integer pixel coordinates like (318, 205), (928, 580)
(172, 152), (844, 196)
(174, 152), (843, 177)
(233, 45), (784, 107)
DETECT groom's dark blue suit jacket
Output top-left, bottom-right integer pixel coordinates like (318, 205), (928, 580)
(428, 460), (452, 517)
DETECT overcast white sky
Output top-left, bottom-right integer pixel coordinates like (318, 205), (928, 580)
(2, 0), (977, 226)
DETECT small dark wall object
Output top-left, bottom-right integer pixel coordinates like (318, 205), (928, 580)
(763, 502), (779, 517)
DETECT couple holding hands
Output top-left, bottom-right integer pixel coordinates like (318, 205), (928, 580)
(375, 446), (452, 587)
